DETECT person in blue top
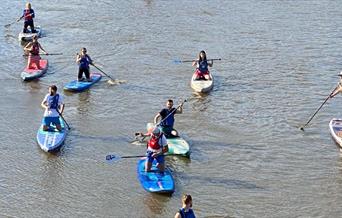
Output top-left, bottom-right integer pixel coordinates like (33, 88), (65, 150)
(174, 194), (196, 218)
(17, 2), (36, 33)
(192, 50), (213, 80)
(41, 85), (65, 131)
(154, 99), (184, 138)
(76, 47), (93, 82)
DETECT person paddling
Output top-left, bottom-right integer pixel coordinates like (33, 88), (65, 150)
(41, 85), (64, 131)
(192, 50), (213, 80)
(23, 35), (47, 69)
(17, 2), (36, 33)
(330, 72), (342, 98)
(154, 99), (184, 138)
(139, 127), (169, 172)
(76, 48), (93, 82)
(174, 194), (196, 218)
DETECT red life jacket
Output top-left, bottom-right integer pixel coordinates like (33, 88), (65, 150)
(30, 42), (39, 55)
(147, 134), (163, 150)
(24, 9), (33, 21)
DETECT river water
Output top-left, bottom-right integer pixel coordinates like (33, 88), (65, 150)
(1, 0), (342, 217)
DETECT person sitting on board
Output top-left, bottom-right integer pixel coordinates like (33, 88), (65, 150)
(41, 85), (64, 131)
(154, 99), (184, 138)
(17, 2), (36, 33)
(192, 50), (213, 80)
(76, 48), (93, 82)
(330, 72), (342, 98)
(174, 194), (196, 218)
(23, 35), (48, 70)
(139, 127), (169, 172)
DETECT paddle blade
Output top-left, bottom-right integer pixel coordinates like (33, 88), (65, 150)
(173, 60), (182, 64)
(106, 154), (120, 162)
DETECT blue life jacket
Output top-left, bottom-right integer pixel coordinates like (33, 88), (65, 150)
(49, 94), (59, 110)
(79, 55), (91, 69)
(179, 208), (196, 218)
(160, 108), (175, 127)
(198, 60), (208, 73)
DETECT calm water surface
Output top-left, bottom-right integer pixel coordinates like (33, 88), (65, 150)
(1, 0), (342, 217)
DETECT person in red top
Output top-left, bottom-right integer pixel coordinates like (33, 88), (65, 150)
(139, 127), (169, 172)
(17, 2), (36, 33)
(24, 35), (48, 69)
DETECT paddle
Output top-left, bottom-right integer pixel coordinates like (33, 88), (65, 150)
(57, 111), (71, 130)
(173, 58), (221, 64)
(300, 86), (338, 131)
(133, 99), (187, 141)
(23, 53), (63, 56)
(91, 63), (115, 84)
(4, 13), (33, 28)
(106, 154), (145, 162)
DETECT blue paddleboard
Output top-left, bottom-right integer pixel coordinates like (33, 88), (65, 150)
(137, 158), (175, 193)
(63, 72), (102, 92)
(36, 117), (68, 152)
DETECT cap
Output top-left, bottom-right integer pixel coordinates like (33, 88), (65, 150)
(339, 71), (342, 77)
(152, 127), (161, 136)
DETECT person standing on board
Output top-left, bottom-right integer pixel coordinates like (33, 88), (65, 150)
(174, 194), (196, 218)
(41, 85), (64, 131)
(139, 127), (169, 172)
(192, 50), (213, 80)
(23, 35), (48, 69)
(330, 72), (342, 98)
(154, 99), (184, 138)
(17, 2), (36, 33)
(76, 48), (93, 82)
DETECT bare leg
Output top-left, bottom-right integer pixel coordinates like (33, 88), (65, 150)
(156, 163), (165, 172)
(145, 161), (152, 172)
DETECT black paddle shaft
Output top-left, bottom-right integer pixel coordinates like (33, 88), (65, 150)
(301, 86), (338, 130)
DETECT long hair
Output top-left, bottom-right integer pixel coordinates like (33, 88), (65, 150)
(198, 50), (207, 62)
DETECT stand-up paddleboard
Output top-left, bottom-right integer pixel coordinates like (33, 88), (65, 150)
(21, 59), (48, 81)
(37, 117), (68, 152)
(329, 118), (342, 152)
(64, 73), (102, 92)
(137, 158), (175, 194)
(190, 70), (214, 93)
(147, 123), (190, 157)
(18, 26), (42, 41)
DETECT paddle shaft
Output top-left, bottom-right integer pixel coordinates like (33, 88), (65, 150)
(178, 58), (221, 63)
(301, 86), (338, 129)
(57, 110), (71, 130)
(91, 64), (115, 81)
(23, 53), (63, 57)
(5, 13), (33, 27)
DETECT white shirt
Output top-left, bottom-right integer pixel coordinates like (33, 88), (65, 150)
(42, 93), (64, 117)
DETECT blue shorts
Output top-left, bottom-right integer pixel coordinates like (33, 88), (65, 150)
(43, 116), (60, 126)
(146, 151), (165, 164)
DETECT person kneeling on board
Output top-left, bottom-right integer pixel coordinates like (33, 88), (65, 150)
(154, 99), (184, 138)
(192, 50), (213, 80)
(41, 85), (64, 131)
(139, 127), (168, 172)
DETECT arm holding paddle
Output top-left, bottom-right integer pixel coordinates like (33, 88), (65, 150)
(330, 83), (342, 98)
